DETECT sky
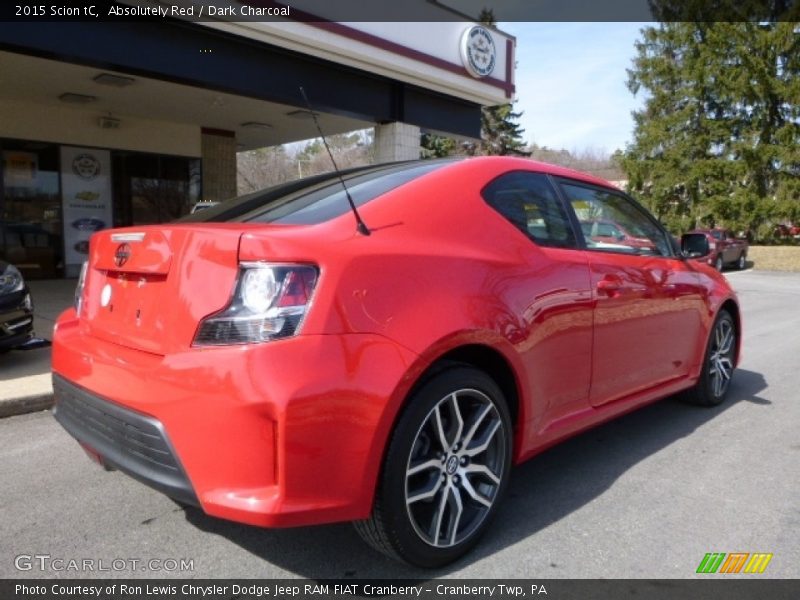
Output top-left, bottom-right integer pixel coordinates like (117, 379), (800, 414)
(499, 22), (649, 155)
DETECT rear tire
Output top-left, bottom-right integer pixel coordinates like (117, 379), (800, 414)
(737, 253), (746, 270)
(355, 365), (512, 567)
(681, 310), (736, 406)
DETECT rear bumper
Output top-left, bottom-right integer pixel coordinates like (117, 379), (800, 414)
(52, 309), (417, 527)
(53, 374), (199, 507)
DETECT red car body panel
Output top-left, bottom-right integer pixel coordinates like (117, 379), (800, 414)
(52, 157), (740, 528)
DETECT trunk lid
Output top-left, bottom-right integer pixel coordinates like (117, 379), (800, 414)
(82, 225), (248, 355)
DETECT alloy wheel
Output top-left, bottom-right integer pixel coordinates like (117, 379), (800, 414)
(708, 317), (735, 398)
(405, 389), (506, 548)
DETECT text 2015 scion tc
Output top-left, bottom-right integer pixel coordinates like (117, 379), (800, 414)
(52, 157), (739, 567)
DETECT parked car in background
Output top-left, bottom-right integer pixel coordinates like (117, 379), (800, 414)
(774, 223), (800, 240)
(0, 260), (34, 351)
(687, 228), (748, 271)
(52, 157), (741, 567)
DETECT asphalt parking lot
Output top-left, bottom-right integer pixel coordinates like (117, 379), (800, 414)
(0, 269), (797, 579)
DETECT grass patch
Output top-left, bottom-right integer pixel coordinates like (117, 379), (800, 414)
(747, 246), (800, 272)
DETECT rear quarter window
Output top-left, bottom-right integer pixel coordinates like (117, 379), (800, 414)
(482, 171), (576, 248)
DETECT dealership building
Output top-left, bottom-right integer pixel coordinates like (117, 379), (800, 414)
(0, 2), (515, 278)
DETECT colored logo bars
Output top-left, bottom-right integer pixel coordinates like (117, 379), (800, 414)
(697, 552), (773, 574)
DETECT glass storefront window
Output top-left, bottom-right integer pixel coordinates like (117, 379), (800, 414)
(1, 140), (200, 279)
(1, 141), (63, 279)
(113, 152), (200, 226)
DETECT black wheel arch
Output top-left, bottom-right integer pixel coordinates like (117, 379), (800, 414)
(427, 345), (521, 429)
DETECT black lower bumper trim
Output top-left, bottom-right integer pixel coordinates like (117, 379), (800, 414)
(52, 374), (199, 507)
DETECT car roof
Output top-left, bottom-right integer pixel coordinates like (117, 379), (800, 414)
(179, 156), (618, 225)
(325, 156), (616, 190)
(439, 156), (616, 189)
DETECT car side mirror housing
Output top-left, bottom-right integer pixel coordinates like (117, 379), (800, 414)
(681, 233), (710, 259)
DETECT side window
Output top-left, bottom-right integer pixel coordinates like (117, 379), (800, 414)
(482, 172), (576, 248)
(560, 182), (672, 257)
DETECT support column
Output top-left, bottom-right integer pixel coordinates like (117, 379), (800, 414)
(201, 127), (237, 201)
(374, 122), (421, 163)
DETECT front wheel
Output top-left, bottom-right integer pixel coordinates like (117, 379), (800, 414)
(714, 255), (724, 271)
(355, 365), (512, 567)
(681, 310), (736, 406)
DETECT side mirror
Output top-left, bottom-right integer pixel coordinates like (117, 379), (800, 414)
(681, 233), (710, 259)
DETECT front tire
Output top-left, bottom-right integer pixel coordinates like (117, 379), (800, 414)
(714, 255), (724, 271)
(355, 365), (512, 567)
(682, 310), (736, 406)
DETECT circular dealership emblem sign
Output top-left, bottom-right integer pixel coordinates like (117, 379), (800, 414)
(72, 153), (101, 180)
(460, 25), (496, 79)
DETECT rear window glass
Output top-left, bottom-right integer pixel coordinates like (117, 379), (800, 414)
(244, 161), (448, 225)
(179, 161), (454, 225)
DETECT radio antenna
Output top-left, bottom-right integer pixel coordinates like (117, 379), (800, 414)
(299, 86), (371, 236)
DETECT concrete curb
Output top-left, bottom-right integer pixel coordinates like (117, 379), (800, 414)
(0, 393), (54, 419)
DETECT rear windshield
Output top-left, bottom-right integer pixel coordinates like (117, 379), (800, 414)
(178, 160), (454, 225)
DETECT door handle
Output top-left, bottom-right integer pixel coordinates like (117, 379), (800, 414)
(597, 278), (622, 294)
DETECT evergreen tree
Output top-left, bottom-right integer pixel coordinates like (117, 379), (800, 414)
(469, 103), (531, 157)
(420, 132), (457, 158)
(622, 19), (800, 239)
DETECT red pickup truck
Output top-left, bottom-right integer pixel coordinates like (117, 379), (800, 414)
(688, 228), (748, 271)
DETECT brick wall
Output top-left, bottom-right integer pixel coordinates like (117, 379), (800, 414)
(201, 128), (237, 201)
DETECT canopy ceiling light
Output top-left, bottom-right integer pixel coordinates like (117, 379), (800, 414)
(93, 73), (136, 87)
(286, 109), (318, 120)
(58, 93), (97, 104)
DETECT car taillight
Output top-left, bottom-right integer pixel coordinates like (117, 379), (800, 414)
(193, 263), (318, 346)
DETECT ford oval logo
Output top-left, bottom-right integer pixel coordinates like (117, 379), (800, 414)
(115, 243), (132, 267)
(72, 218), (106, 232)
